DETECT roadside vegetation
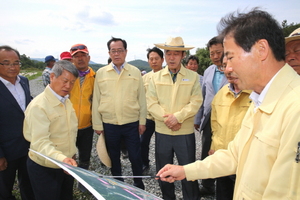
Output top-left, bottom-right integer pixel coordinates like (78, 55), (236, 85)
(20, 68), (43, 80)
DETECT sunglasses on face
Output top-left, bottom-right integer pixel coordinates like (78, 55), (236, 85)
(70, 45), (87, 52)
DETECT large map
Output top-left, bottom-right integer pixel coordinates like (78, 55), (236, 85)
(29, 149), (162, 200)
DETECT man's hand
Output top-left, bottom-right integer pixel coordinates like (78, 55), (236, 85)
(0, 157), (7, 171)
(63, 158), (78, 175)
(163, 114), (179, 128)
(95, 130), (104, 135)
(139, 125), (146, 135)
(194, 124), (200, 131)
(156, 164), (186, 183)
(63, 158), (77, 167)
(171, 123), (181, 131)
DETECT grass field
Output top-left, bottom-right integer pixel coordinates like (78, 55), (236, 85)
(20, 68), (42, 80)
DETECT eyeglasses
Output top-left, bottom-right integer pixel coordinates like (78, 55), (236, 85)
(0, 62), (22, 68)
(70, 45), (87, 52)
(110, 49), (125, 55)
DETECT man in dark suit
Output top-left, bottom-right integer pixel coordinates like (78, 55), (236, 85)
(0, 45), (35, 200)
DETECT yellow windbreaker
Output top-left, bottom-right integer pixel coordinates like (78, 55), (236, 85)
(69, 67), (95, 129)
(211, 84), (251, 151)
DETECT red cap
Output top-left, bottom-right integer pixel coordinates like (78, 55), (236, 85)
(60, 51), (72, 60)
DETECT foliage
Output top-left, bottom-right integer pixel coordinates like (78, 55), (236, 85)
(20, 68), (43, 80)
(282, 20), (300, 37)
(128, 59), (149, 68)
(20, 54), (45, 69)
(183, 20), (300, 76)
(195, 47), (211, 75)
(89, 64), (106, 72)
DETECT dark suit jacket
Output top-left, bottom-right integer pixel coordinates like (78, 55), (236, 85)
(0, 76), (32, 161)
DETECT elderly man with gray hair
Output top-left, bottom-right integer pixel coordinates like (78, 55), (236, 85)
(24, 60), (79, 200)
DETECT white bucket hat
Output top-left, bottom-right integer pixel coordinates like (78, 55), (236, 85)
(285, 27), (300, 44)
(154, 36), (194, 51)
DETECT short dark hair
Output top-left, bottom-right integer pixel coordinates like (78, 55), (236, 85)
(206, 36), (223, 50)
(146, 47), (164, 59)
(0, 45), (21, 59)
(107, 37), (127, 51)
(217, 8), (285, 61)
(51, 60), (79, 78)
(186, 55), (199, 65)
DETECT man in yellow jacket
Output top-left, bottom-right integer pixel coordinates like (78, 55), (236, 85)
(92, 37), (146, 189)
(24, 60), (78, 199)
(69, 44), (95, 192)
(209, 56), (251, 200)
(147, 37), (202, 200)
(141, 47), (164, 172)
(156, 9), (300, 200)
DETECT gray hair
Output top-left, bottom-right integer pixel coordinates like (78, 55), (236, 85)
(51, 60), (79, 78)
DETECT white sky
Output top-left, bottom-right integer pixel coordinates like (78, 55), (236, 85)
(1, 0), (299, 64)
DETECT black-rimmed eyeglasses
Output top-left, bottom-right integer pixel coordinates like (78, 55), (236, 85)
(0, 62), (22, 67)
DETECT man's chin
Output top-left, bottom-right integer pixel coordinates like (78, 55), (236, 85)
(292, 66), (300, 74)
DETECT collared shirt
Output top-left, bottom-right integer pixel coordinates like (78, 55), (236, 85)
(228, 83), (242, 98)
(147, 65), (203, 135)
(48, 86), (69, 104)
(169, 70), (178, 83)
(92, 62), (147, 131)
(249, 69), (280, 109)
(212, 67), (225, 92)
(69, 67), (95, 129)
(24, 86), (78, 169)
(112, 63), (125, 74)
(0, 76), (26, 111)
(211, 83), (251, 151)
(184, 64), (300, 199)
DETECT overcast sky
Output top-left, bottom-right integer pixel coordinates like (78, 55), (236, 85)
(2, 0), (299, 64)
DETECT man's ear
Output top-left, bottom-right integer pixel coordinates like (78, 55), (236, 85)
(255, 39), (269, 61)
(49, 73), (55, 83)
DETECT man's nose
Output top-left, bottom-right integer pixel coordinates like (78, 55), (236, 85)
(286, 52), (295, 63)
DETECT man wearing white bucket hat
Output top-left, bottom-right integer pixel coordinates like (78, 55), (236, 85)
(147, 36), (202, 199)
(285, 27), (300, 75)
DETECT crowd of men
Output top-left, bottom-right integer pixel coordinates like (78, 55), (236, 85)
(0, 7), (300, 200)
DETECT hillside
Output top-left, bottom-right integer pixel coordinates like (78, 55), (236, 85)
(31, 58), (98, 64)
(128, 59), (149, 67)
(31, 58), (151, 72)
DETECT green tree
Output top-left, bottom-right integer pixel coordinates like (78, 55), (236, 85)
(282, 20), (300, 37)
(182, 50), (191, 66)
(20, 54), (44, 69)
(195, 47), (211, 75)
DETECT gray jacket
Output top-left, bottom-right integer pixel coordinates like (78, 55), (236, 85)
(194, 64), (228, 130)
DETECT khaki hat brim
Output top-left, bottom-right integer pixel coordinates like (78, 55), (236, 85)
(154, 43), (194, 51)
(96, 134), (111, 168)
(285, 35), (300, 44)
